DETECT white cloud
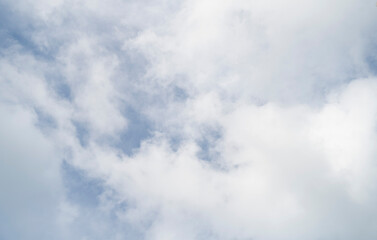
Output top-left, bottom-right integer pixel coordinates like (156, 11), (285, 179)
(0, 104), (64, 239)
(91, 78), (376, 240)
(1, 0), (377, 239)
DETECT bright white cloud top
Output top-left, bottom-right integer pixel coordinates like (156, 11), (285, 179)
(1, 0), (377, 239)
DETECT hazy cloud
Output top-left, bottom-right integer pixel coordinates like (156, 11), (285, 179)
(1, 0), (377, 239)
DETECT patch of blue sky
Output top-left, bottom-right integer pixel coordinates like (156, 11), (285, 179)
(173, 85), (189, 101)
(61, 160), (104, 207)
(115, 106), (153, 156)
(34, 107), (57, 130)
(0, 23), (55, 61)
(44, 70), (73, 101)
(61, 161), (144, 239)
(366, 48), (377, 76)
(0, 2), (62, 60)
(72, 120), (90, 147)
(111, 48), (150, 91)
(107, 83), (189, 155)
(196, 127), (222, 163)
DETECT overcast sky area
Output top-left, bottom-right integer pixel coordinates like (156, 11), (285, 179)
(1, 0), (377, 239)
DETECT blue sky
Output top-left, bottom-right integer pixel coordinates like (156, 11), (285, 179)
(1, 0), (377, 239)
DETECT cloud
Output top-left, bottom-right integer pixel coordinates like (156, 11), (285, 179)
(96, 78), (377, 240)
(1, 0), (377, 239)
(0, 104), (63, 239)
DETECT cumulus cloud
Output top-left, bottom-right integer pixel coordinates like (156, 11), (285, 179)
(1, 0), (377, 239)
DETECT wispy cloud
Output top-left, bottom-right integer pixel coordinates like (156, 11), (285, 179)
(1, 0), (377, 239)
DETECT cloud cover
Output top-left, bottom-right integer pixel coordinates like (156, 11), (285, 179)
(1, 0), (377, 239)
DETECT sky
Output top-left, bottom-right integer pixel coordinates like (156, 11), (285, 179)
(1, 0), (377, 239)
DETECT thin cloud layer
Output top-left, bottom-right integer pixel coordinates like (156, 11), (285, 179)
(1, 0), (377, 239)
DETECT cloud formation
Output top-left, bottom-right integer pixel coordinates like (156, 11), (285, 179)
(1, 0), (377, 239)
